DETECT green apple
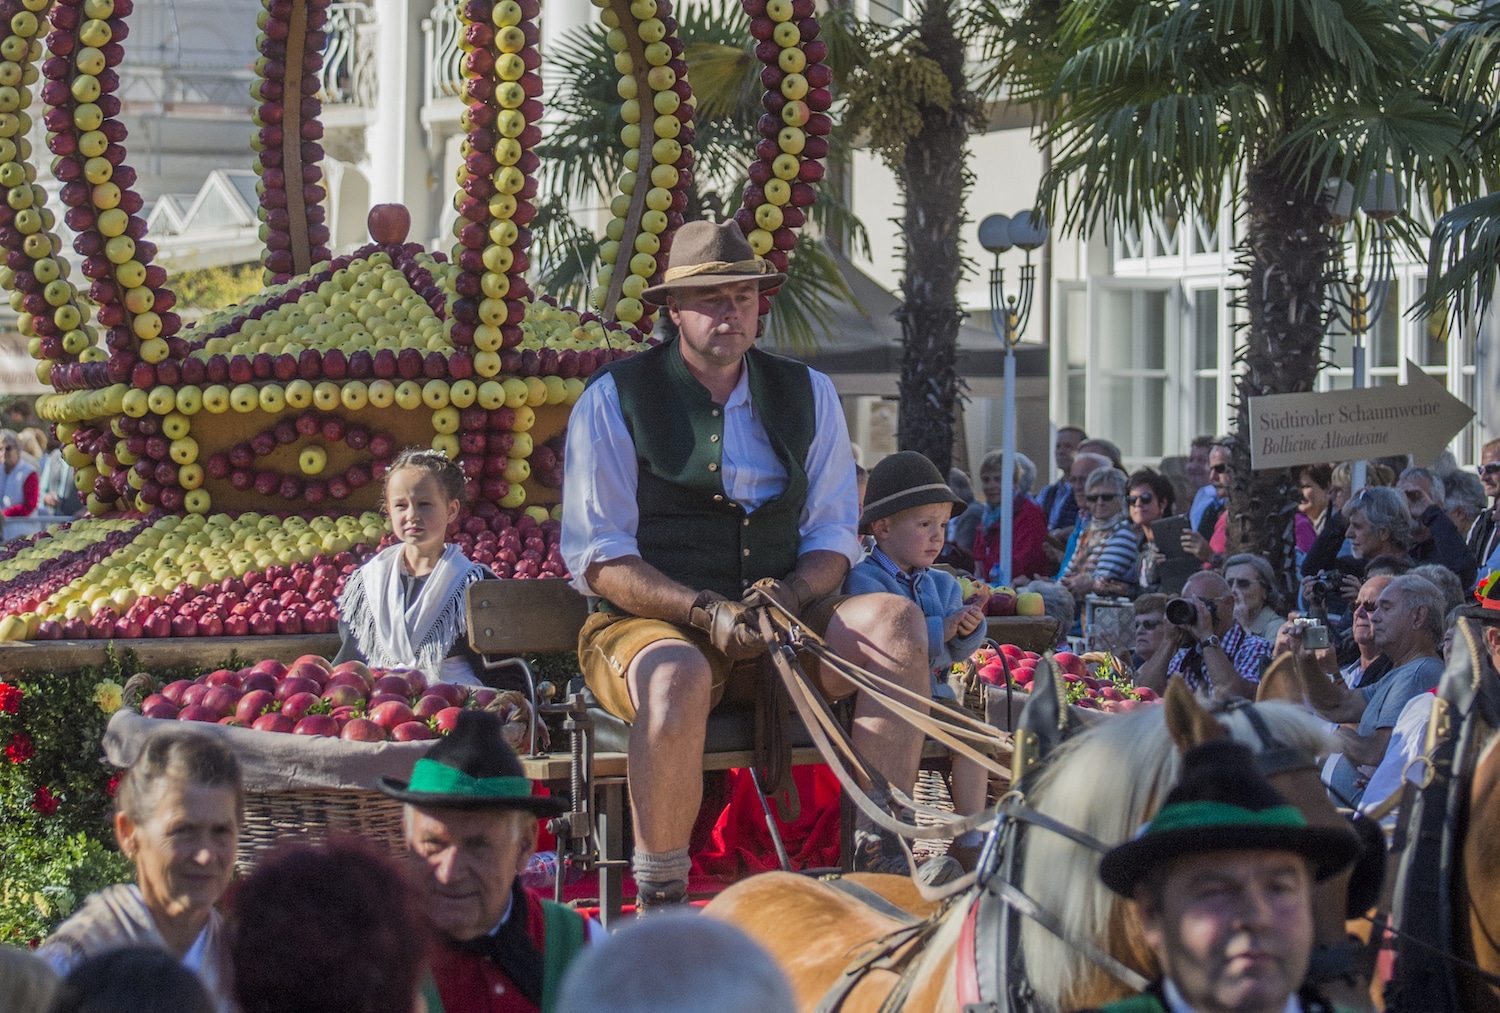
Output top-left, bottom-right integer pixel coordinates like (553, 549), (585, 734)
(285, 379), (314, 409)
(147, 385), (175, 415)
(313, 382), (341, 411)
(161, 412), (190, 439)
(169, 437), (198, 465)
(202, 385), (230, 414)
(367, 379), (395, 408)
(448, 379), (477, 409)
(175, 385), (203, 415)
(477, 380), (506, 410)
(341, 381), (369, 411)
(178, 463), (203, 489)
(299, 446), (327, 475)
(422, 379), (451, 410)
(432, 406), (460, 434)
(259, 384), (286, 414)
(230, 384), (259, 413)
(500, 484), (527, 508)
(504, 457), (531, 483)
(121, 388), (149, 418)
(394, 381), (424, 411)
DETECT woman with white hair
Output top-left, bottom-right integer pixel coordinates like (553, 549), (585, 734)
(1222, 552), (1285, 643)
(1058, 468), (1138, 600)
(0, 430), (38, 518)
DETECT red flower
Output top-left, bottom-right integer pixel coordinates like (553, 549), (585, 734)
(0, 683), (19, 715)
(31, 786), (58, 815)
(106, 772), (122, 797)
(4, 733), (32, 764)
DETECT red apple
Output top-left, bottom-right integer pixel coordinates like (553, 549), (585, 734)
(369, 700), (415, 730)
(341, 717), (387, 742)
(250, 658), (289, 681)
(284, 659), (330, 689)
(425, 682), (469, 708)
(241, 671), (278, 694)
(279, 691), (320, 721)
(373, 674), (414, 699)
(413, 694), (448, 719)
(434, 707), (464, 735)
(274, 676), (321, 702)
(201, 685), (242, 717)
(204, 669), (241, 687)
(293, 714), (340, 737)
(391, 720), (433, 742)
(252, 712), (297, 734)
(177, 704), (219, 722)
(321, 683), (364, 709)
(235, 689), (276, 724)
(1053, 652), (1088, 678)
(142, 699), (179, 720)
(161, 679), (195, 705)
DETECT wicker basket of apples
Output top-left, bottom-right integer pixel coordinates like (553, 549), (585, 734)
(106, 655), (535, 868)
(965, 645), (1161, 726)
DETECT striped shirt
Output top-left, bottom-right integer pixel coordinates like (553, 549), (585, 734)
(1167, 623), (1271, 690)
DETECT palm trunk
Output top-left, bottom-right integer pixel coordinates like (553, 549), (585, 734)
(895, 0), (970, 474)
(1228, 160), (1334, 592)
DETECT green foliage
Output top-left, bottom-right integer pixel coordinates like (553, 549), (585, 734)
(0, 649), (224, 945)
(844, 41), (954, 167)
(166, 264), (265, 312)
(1006, 0), (1466, 235)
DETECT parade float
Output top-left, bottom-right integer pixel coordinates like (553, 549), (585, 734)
(0, 0), (834, 935)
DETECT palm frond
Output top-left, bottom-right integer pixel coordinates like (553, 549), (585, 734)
(761, 235), (855, 353)
(1422, 191), (1500, 326)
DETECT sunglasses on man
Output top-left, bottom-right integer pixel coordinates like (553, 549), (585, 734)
(1209, 463), (1230, 475)
(1479, 462), (1500, 478)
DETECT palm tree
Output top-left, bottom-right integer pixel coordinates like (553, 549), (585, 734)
(1421, 9), (1500, 326)
(838, 0), (985, 471)
(1006, 0), (1470, 583)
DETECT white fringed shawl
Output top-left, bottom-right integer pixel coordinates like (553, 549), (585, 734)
(339, 544), (486, 681)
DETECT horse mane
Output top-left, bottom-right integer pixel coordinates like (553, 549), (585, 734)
(1016, 698), (1332, 1013)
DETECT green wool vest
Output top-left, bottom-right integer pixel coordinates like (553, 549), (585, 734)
(604, 338), (816, 601)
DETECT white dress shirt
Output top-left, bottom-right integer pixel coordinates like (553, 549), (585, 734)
(561, 357), (863, 596)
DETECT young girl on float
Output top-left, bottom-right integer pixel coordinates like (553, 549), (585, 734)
(334, 449), (492, 685)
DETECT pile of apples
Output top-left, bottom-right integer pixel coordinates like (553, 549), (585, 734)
(135, 655), (529, 742)
(970, 644), (1159, 713)
(956, 575), (1046, 618)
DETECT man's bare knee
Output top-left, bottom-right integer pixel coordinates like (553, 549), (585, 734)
(628, 641), (714, 734)
(826, 593), (928, 688)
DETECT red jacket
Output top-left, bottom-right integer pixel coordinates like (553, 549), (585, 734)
(425, 888), (586, 1013)
(972, 497), (1049, 582)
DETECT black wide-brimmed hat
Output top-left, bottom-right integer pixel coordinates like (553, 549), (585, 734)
(1459, 571), (1500, 624)
(1098, 740), (1360, 897)
(377, 710), (565, 816)
(859, 451), (967, 531)
(641, 219), (785, 304)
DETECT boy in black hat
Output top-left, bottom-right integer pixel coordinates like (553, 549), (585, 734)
(380, 711), (590, 1013)
(845, 451), (987, 868)
(1079, 740), (1361, 1013)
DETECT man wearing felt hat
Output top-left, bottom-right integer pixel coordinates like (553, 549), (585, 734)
(1077, 740), (1362, 1013)
(560, 219), (933, 907)
(380, 711), (593, 1013)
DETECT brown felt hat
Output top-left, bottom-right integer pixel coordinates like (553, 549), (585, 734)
(641, 219), (786, 304)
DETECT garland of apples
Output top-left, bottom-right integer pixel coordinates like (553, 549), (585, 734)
(45, 0), (183, 388)
(733, 0), (829, 317)
(251, 0), (332, 282)
(448, 0), (543, 364)
(592, 0), (696, 327)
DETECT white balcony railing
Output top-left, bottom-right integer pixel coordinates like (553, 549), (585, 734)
(320, 1), (379, 109)
(422, 0), (465, 105)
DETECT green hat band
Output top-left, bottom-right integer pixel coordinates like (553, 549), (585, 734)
(1145, 800), (1307, 837)
(405, 758), (534, 800)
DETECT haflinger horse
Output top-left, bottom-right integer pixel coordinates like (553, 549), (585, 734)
(706, 671), (1370, 1013)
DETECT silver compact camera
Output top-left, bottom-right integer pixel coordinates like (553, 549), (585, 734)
(1292, 617), (1329, 650)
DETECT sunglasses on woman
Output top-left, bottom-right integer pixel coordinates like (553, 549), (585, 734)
(1085, 493), (1118, 504)
(1125, 494), (1155, 507)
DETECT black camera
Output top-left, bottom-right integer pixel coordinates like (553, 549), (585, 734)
(1306, 572), (1333, 604)
(1165, 598), (1199, 626)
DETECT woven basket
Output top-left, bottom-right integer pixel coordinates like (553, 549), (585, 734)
(238, 787), (407, 870)
(984, 616), (1062, 655)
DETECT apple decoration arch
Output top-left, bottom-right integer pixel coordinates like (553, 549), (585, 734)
(0, 0), (829, 641)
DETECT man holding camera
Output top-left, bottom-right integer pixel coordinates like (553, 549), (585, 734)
(1134, 571), (1270, 701)
(1294, 574), (1445, 805)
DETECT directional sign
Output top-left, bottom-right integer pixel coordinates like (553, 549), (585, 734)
(1248, 361), (1474, 471)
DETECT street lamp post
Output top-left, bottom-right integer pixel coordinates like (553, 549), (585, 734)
(978, 211), (1048, 585)
(1326, 172), (1402, 493)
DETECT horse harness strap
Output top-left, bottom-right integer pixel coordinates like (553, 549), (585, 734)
(820, 877), (921, 926)
(810, 911), (949, 1013)
(1229, 701), (1317, 776)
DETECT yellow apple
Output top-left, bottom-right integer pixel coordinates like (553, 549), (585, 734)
(432, 406), (460, 434)
(394, 381), (423, 411)
(500, 484), (527, 508)
(178, 463), (203, 489)
(503, 457), (530, 483)
(299, 446), (327, 475)
(230, 384), (259, 412)
(341, 381), (369, 411)
(285, 379), (314, 409)
(477, 380), (506, 410)
(313, 382), (341, 411)
(259, 384), (286, 414)
(449, 379), (477, 408)
(422, 379), (451, 410)
(202, 385), (230, 413)
(169, 437), (198, 465)
(367, 379), (395, 408)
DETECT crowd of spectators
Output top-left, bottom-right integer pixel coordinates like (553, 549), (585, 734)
(939, 427), (1500, 811)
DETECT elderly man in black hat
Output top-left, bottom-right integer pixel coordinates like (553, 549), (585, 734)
(560, 219), (933, 907)
(380, 711), (592, 1013)
(1078, 740), (1362, 1013)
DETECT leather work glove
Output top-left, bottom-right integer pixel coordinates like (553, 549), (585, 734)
(687, 591), (765, 660)
(744, 575), (814, 617)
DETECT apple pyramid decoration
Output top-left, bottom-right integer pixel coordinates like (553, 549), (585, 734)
(0, 0), (830, 641)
